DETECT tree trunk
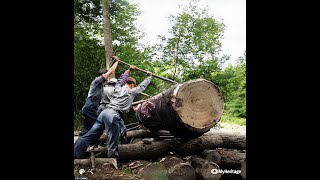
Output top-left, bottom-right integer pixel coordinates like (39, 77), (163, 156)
(188, 156), (221, 180)
(135, 79), (224, 138)
(102, 0), (114, 77)
(87, 133), (245, 161)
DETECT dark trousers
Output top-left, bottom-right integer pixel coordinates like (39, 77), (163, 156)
(74, 108), (127, 158)
(79, 105), (98, 137)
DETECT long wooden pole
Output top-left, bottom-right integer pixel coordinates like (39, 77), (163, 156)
(117, 59), (178, 84)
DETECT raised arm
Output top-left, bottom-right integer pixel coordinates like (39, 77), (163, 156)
(129, 71), (153, 96)
(102, 56), (119, 80)
(115, 65), (136, 87)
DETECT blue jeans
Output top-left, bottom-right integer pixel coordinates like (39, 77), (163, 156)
(74, 108), (126, 158)
(79, 104), (98, 137)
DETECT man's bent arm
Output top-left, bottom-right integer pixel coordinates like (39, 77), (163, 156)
(115, 65), (136, 87)
(130, 76), (152, 96)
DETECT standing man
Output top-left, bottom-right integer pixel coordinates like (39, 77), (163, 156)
(78, 56), (119, 137)
(74, 64), (153, 159)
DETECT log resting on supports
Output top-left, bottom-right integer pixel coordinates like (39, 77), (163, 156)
(135, 79), (224, 138)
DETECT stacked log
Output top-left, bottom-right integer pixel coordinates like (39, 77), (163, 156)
(75, 132), (246, 179)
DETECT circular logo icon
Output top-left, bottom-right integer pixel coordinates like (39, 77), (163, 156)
(211, 169), (218, 174)
(79, 169), (85, 175)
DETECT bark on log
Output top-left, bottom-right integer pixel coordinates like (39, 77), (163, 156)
(135, 79), (224, 138)
(87, 133), (245, 161)
(130, 138), (143, 144)
(98, 129), (152, 142)
(119, 140), (173, 160)
(127, 129), (152, 139)
(174, 133), (246, 156)
(74, 158), (117, 168)
(188, 156), (221, 180)
(96, 129), (173, 144)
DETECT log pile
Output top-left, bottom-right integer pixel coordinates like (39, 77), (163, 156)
(75, 129), (246, 179)
(74, 79), (245, 179)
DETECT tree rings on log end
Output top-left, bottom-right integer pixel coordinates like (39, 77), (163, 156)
(172, 79), (224, 131)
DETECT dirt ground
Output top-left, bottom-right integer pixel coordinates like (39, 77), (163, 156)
(74, 162), (138, 180)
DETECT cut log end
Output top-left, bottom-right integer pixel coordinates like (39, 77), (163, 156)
(168, 163), (196, 180)
(189, 156), (221, 180)
(137, 162), (168, 180)
(172, 79), (224, 130)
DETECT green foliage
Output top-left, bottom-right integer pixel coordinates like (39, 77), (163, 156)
(211, 52), (246, 118)
(74, 0), (246, 129)
(120, 165), (134, 175)
(152, 0), (226, 82)
(74, 0), (153, 128)
(74, 0), (102, 24)
(220, 113), (246, 126)
(74, 166), (81, 178)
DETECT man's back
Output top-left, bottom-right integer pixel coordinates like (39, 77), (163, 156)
(108, 76), (152, 113)
(101, 84), (116, 105)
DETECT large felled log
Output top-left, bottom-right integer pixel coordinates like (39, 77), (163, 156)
(87, 133), (245, 161)
(136, 79), (224, 138)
